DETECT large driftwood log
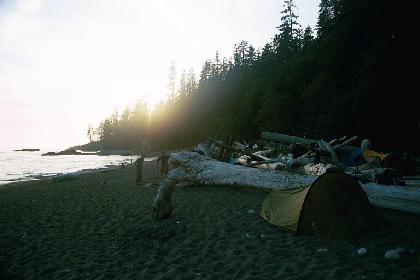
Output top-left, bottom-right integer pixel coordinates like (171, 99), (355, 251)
(262, 132), (318, 146)
(262, 132), (359, 153)
(152, 151), (420, 218)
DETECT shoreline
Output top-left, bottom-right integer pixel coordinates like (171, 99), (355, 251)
(0, 156), (160, 189)
(0, 164), (125, 190)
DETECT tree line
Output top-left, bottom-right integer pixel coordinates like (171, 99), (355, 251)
(87, 0), (417, 154)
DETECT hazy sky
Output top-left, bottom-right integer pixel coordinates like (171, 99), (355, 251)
(0, 0), (319, 151)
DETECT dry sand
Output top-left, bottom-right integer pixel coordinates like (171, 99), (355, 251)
(0, 163), (419, 279)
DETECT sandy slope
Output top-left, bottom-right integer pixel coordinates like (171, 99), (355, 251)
(0, 164), (419, 279)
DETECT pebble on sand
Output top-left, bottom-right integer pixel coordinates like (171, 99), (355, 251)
(395, 247), (405, 253)
(385, 249), (400, 259)
(357, 248), (368, 256)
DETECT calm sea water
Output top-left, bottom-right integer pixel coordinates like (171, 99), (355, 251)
(0, 151), (139, 185)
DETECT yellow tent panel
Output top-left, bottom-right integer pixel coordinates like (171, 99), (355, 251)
(260, 186), (310, 233)
(260, 172), (377, 241)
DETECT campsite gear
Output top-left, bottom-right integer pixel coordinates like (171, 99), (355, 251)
(364, 149), (388, 162)
(336, 148), (364, 167)
(260, 172), (377, 242)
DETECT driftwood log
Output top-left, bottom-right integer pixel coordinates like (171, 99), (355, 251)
(262, 132), (359, 153)
(152, 151), (420, 219)
(262, 132), (318, 146)
(208, 138), (266, 161)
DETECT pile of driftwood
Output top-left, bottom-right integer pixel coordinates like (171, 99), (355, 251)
(207, 132), (417, 185)
(153, 132), (420, 219)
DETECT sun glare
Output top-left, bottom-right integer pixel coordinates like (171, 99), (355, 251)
(0, 0), (319, 150)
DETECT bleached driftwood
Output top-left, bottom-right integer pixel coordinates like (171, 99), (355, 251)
(361, 182), (420, 214)
(331, 136), (359, 150)
(153, 181), (175, 219)
(288, 153), (316, 168)
(170, 151), (314, 188)
(329, 136), (348, 146)
(319, 139), (340, 163)
(152, 151), (420, 219)
(262, 132), (318, 146)
(262, 132), (359, 153)
(208, 138), (266, 161)
(153, 151), (315, 218)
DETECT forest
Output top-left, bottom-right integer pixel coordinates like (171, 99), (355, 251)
(85, 0), (417, 154)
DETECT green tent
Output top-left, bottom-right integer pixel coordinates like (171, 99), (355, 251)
(260, 172), (377, 241)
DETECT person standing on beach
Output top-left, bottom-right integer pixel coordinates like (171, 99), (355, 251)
(135, 155), (145, 185)
(157, 151), (170, 179)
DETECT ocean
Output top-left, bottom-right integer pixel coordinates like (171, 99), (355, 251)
(0, 151), (138, 185)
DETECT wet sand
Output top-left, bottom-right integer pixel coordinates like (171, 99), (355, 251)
(0, 163), (419, 279)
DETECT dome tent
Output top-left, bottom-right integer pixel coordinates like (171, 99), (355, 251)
(260, 172), (377, 241)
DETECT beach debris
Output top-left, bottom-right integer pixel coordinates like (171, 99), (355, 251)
(246, 233), (253, 239)
(152, 150), (420, 220)
(152, 133), (420, 221)
(153, 180), (175, 220)
(357, 248), (368, 256)
(317, 248), (328, 253)
(395, 246), (405, 253)
(303, 163), (338, 176)
(384, 249), (400, 259)
(248, 209), (256, 214)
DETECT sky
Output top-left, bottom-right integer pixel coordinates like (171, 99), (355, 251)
(0, 0), (319, 151)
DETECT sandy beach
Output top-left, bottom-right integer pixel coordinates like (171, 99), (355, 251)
(1, 163), (419, 280)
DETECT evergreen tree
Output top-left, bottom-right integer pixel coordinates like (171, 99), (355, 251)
(199, 60), (212, 88)
(177, 70), (188, 101)
(233, 40), (249, 67)
(275, 0), (301, 52)
(301, 26), (314, 48)
(317, 0), (341, 37)
(187, 69), (197, 96)
(167, 61), (177, 101)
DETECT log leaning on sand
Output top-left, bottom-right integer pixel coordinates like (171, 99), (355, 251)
(152, 151), (420, 218)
